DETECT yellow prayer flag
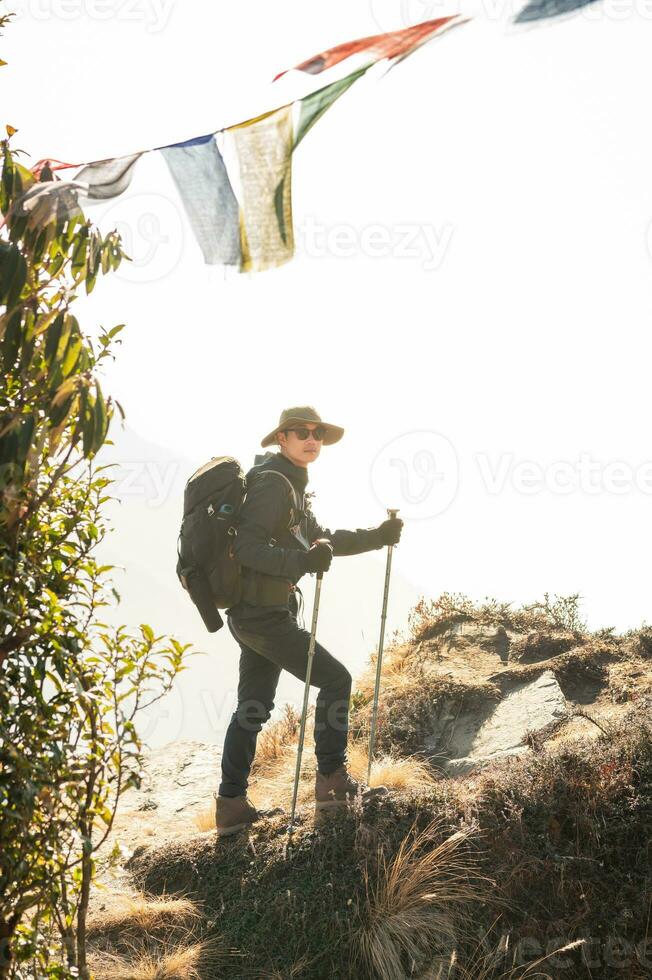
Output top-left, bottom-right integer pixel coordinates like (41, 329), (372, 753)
(228, 105), (294, 273)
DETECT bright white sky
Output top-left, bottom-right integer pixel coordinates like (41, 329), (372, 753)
(4, 1), (652, 747)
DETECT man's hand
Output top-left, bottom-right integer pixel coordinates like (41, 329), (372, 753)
(376, 516), (403, 547)
(303, 538), (333, 573)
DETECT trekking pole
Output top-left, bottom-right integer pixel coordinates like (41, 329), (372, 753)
(366, 508), (399, 786)
(287, 569), (324, 841)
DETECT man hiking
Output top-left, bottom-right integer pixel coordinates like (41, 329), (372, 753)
(214, 406), (404, 836)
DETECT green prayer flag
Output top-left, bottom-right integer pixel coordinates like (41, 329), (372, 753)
(295, 64), (371, 148)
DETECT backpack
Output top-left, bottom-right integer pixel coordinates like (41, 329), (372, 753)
(175, 455), (303, 633)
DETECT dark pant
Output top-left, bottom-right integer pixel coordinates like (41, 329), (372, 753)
(219, 591), (352, 798)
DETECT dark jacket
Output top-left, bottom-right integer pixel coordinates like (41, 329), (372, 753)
(227, 450), (384, 616)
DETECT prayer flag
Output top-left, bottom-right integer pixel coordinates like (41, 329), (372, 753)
(228, 106), (294, 273)
(295, 64), (371, 147)
(274, 16), (463, 80)
(75, 153), (142, 199)
(9, 180), (85, 226)
(160, 134), (240, 266)
(515, 0), (602, 20)
(32, 159), (80, 179)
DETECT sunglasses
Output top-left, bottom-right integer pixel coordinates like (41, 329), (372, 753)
(284, 425), (327, 441)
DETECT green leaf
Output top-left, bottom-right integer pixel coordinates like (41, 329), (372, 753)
(81, 390), (96, 457)
(45, 313), (65, 366)
(92, 384), (108, 452)
(71, 224), (89, 280)
(140, 624), (154, 644)
(33, 309), (59, 339)
(0, 240), (27, 308)
(2, 309), (22, 370)
(12, 414), (36, 466)
(60, 327), (82, 379)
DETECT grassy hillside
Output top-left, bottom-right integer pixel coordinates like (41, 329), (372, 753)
(87, 595), (652, 979)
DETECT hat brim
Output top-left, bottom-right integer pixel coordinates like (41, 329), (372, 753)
(261, 417), (344, 448)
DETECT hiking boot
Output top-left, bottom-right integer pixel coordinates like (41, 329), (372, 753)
(315, 765), (389, 810)
(214, 793), (260, 836)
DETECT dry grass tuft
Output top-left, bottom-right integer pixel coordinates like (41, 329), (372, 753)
(88, 893), (206, 962)
(252, 703), (301, 773)
(347, 742), (438, 792)
(249, 742), (315, 811)
(355, 817), (492, 980)
(92, 940), (207, 980)
(406, 592), (588, 643)
(354, 645), (428, 705)
(247, 704), (314, 811)
(88, 894), (226, 979)
(193, 804), (216, 833)
(89, 894), (201, 938)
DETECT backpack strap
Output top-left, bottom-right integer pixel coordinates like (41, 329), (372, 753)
(254, 469), (309, 550)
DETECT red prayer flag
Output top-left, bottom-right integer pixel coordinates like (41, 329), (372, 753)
(273, 16), (462, 81)
(32, 158), (80, 179)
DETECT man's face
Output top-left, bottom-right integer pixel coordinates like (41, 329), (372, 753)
(277, 424), (324, 468)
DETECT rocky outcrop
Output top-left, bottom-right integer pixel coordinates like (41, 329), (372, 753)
(425, 669), (568, 775)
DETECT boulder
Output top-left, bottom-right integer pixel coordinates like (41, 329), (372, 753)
(425, 669), (568, 775)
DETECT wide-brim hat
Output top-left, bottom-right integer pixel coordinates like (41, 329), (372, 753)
(261, 405), (345, 448)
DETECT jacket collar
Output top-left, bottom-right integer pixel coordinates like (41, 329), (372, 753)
(257, 449), (309, 494)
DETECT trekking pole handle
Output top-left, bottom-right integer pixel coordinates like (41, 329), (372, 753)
(310, 539), (331, 578)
